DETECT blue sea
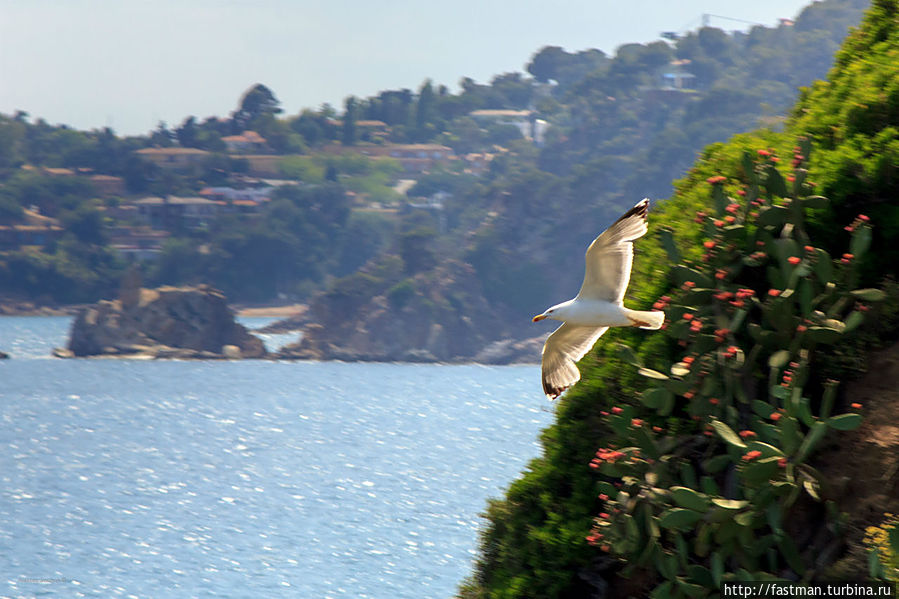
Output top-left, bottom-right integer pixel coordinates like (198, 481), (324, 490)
(0, 317), (553, 598)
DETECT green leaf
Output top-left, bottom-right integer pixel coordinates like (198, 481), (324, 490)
(851, 288), (887, 302)
(658, 228), (682, 263)
(712, 498), (749, 510)
(779, 414), (801, 454)
(735, 511), (754, 527)
(675, 579), (707, 598)
(813, 248), (832, 282)
(703, 454), (732, 473)
(672, 265), (714, 289)
(821, 380), (839, 419)
(729, 308), (748, 333)
(766, 503), (783, 533)
(778, 535), (806, 575)
(844, 311), (865, 333)
(796, 421), (827, 463)
(670, 363), (691, 377)
(660, 386), (679, 415)
(713, 182), (728, 215)
(745, 442), (785, 460)
(808, 326), (842, 344)
(768, 349), (791, 369)
(638, 367), (669, 380)
(752, 400), (773, 419)
(803, 478), (821, 501)
(828, 413), (863, 431)
(711, 551), (724, 587)
(797, 396), (815, 427)
(869, 548), (886, 580)
(740, 457), (782, 485)
(658, 508), (704, 530)
(616, 342), (642, 366)
(771, 384), (789, 401)
(758, 205), (789, 227)
(700, 476), (720, 497)
(764, 167), (788, 198)
(801, 195), (828, 209)
(890, 525), (899, 555)
(851, 225), (872, 258)
(650, 581), (675, 599)
(641, 387), (670, 409)
(670, 487), (711, 512)
(798, 278), (813, 317)
(710, 419), (747, 449)
(686, 565), (714, 588)
(596, 481), (618, 499)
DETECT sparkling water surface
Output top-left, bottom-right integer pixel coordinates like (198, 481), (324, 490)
(0, 317), (551, 598)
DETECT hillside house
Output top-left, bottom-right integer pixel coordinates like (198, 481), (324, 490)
(322, 143), (455, 173)
(0, 209), (63, 250)
(468, 109), (548, 144)
(135, 147), (210, 169)
(132, 196), (220, 230)
(108, 226), (170, 261)
(660, 60), (696, 90)
(89, 174), (127, 196)
(199, 186), (273, 203)
(222, 130), (268, 153)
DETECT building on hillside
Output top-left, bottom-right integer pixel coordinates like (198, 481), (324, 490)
(132, 196), (221, 230)
(239, 155), (286, 177)
(461, 152), (496, 176)
(660, 59), (696, 90)
(468, 109), (549, 145)
(222, 130), (268, 153)
(321, 143), (455, 173)
(0, 208), (63, 250)
(199, 186), (273, 203)
(134, 147), (210, 169)
(221, 199), (263, 217)
(89, 174), (127, 196)
(329, 119), (391, 142)
(108, 226), (170, 261)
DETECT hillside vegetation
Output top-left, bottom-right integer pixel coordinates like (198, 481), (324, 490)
(459, 1), (899, 597)
(0, 1), (866, 336)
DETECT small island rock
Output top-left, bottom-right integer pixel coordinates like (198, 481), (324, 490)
(64, 284), (266, 359)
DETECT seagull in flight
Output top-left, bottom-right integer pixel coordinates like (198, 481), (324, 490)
(532, 199), (665, 399)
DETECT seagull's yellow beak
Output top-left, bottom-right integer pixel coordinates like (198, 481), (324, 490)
(532, 314), (548, 322)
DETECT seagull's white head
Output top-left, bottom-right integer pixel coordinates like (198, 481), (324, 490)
(532, 301), (572, 323)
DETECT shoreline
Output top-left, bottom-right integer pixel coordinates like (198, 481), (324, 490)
(0, 303), (306, 318)
(233, 303), (306, 318)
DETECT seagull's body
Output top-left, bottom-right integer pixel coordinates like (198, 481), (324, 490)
(533, 199), (664, 399)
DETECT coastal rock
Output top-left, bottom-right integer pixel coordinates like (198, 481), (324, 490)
(64, 285), (266, 359)
(473, 336), (546, 365)
(253, 306), (310, 334)
(276, 260), (509, 362)
(0, 350), (8, 360)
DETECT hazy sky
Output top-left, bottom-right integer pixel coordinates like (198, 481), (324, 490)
(1, 0), (821, 135)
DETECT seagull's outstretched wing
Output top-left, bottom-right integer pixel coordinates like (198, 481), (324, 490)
(578, 199), (649, 303)
(541, 323), (609, 399)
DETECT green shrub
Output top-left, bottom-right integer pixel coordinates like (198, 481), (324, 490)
(586, 143), (886, 596)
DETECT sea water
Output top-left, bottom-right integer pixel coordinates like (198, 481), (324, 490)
(0, 317), (552, 598)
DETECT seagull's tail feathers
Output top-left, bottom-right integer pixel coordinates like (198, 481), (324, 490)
(624, 308), (665, 330)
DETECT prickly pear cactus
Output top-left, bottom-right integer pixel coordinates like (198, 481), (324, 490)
(587, 139), (886, 597)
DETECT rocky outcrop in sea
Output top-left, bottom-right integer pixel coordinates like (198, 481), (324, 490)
(58, 284), (266, 359)
(275, 259), (521, 363)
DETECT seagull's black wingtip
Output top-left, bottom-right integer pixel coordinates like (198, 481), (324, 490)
(616, 198), (650, 224)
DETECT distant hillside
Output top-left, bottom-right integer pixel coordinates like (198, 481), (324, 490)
(291, 0), (869, 361)
(0, 0), (868, 339)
